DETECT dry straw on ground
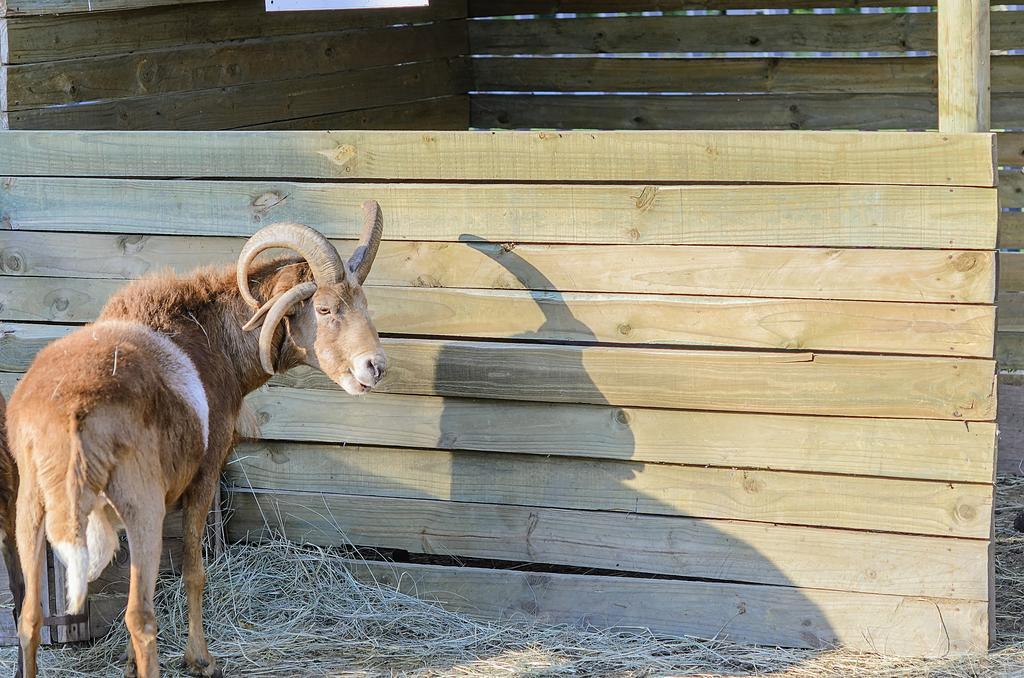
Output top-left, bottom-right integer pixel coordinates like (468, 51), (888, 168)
(2, 477), (1023, 677)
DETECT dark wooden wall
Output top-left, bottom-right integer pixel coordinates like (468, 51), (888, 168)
(0, 0), (471, 130)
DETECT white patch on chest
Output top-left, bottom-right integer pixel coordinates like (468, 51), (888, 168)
(94, 321), (210, 449)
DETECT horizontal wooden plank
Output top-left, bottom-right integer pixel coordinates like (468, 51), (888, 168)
(237, 96), (470, 131)
(0, 344), (998, 481)
(1001, 132), (1024, 166)
(4, 58), (470, 130)
(364, 287), (998, 356)
(470, 92), (1024, 133)
(999, 253), (1024, 294)
(468, 1), (934, 15)
(0, 178), (998, 248)
(339, 558), (988, 656)
(0, 130), (996, 186)
(1000, 211), (1024, 250)
(0, 273), (997, 356)
(468, 10), (1023, 55)
(0, 0), (216, 17)
(225, 442), (993, 538)
(472, 55), (1024, 95)
(0, 0), (467, 64)
(1001, 167), (1023, 208)
(0, 231), (997, 303)
(997, 332), (1024, 371)
(3, 20), (468, 109)
(226, 486), (989, 599)
(0, 318), (997, 418)
(371, 339), (999, 419)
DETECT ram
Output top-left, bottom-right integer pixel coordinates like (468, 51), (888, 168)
(6, 202), (386, 678)
(0, 395), (24, 677)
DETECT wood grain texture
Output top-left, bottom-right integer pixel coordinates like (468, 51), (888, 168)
(1000, 168), (1024, 209)
(1000, 211), (1024, 250)
(0, 0), (216, 16)
(0, 130), (997, 186)
(368, 339), (998, 420)
(237, 96), (470, 131)
(1001, 132), (1024, 165)
(0, 230), (997, 303)
(5, 58), (471, 131)
(937, 0), (991, 133)
(468, 0), (934, 15)
(225, 486), (989, 599)
(3, 20), (468, 109)
(0, 0), (467, 64)
(0, 274), (995, 356)
(472, 54), (1024, 95)
(1001, 253), (1024, 293)
(0, 342), (999, 482)
(224, 442), (994, 538)
(273, 346), (1001, 421)
(336, 558), (989, 656)
(467, 10), (1022, 54)
(469, 92), (1024, 133)
(0, 178), (998, 248)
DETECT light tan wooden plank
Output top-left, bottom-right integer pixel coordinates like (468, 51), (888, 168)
(468, 10), (1022, 55)
(1, 0), (216, 17)
(0, 178), (998, 248)
(0, 231), (997, 303)
(0, 274), (998, 356)
(468, 0), (932, 14)
(938, 0), (990, 134)
(5, 58), (470, 131)
(0, 353), (999, 482)
(238, 96), (470, 131)
(0, 130), (996, 186)
(0, 316), (997, 418)
(226, 486), (989, 599)
(0, 0), (467, 64)
(225, 442), (993, 538)
(370, 339), (998, 420)
(473, 55), (1024, 95)
(337, 558), (989, 656)
(3, 21), (467, 109)
(365, 286), (996, 357)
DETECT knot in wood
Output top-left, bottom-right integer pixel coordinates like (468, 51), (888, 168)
(0, 248), (26, 273)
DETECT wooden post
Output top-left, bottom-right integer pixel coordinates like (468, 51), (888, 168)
(938, 0), (991, 133)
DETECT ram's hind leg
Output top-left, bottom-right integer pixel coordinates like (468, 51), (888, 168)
(179, 473), (221, 678)
(14, 482), (43, 678)
(110, 479), (165, 678)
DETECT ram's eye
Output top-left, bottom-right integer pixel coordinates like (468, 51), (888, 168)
(316, 306), (331, 316)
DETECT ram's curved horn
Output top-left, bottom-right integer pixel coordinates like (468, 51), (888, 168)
(256, 282), (316, 375)
(236, 223), (344, 309)
(346, 200), (384, 284)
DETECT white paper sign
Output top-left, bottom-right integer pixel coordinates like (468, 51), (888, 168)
(266, 0), (428, 10)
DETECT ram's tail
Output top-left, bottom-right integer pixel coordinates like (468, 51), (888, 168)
(48, 421), (98, 615)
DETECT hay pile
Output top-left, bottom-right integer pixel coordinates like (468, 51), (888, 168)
(2, 477), (1024, 677)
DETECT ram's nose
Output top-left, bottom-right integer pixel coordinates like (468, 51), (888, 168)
(353, 351), (387, 387)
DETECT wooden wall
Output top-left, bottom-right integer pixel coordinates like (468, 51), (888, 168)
(0, 0), (471, 130)
(0, 129), (999, 656)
